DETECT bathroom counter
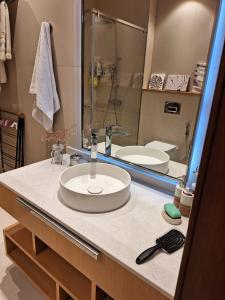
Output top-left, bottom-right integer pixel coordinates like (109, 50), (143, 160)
(0, 160), (188, 299)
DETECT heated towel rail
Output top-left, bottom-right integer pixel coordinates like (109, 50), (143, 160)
(0, 110), (24, 172)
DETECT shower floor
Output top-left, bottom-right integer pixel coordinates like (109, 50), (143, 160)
(0, 208), (45, 300)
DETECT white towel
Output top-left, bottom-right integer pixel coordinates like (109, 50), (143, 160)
(0, 1), (12, 91)
(29, 22), (60, 132)
(0, 61), (6, 83)
(0, 1), (12, 61)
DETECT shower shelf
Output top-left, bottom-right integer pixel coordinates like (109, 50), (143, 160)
(142, 88), (202, 96)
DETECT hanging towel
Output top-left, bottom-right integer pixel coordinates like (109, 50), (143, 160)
(0, 61), (6, 82)
(0, 1), (12, 61)
(29, 22), (60, 132)
(0, 1), (12, 91)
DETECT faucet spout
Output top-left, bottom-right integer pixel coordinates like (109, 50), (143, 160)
(91, 129), (98, 161)
(105, 125), (112, 156)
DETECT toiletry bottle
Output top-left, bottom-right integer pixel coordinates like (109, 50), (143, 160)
(191, 182), (196, 193)
(96, 57), (102, 78)
(179, 187), (194, 218)
(173, 181), (184, 208)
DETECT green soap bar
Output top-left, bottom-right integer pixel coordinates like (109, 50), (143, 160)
(164, 203), (181, 219)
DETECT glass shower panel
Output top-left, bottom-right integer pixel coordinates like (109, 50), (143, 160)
(83, 12), (93, 144)
(83, 12), (147, 148)
(113, 22), (146, 146)
(92, 15), (117, 135)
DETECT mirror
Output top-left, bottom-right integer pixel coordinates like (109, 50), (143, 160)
(82, 0), (219, 180)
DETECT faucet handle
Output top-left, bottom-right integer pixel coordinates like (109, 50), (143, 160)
(90, 128), (98, 160)
(105, 125), (113, 135)
(106, 124), (122, 132)
(91, 128), (98, 145)
(91, 128), (98, 135)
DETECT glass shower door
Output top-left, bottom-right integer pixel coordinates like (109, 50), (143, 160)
(83, 11), (147, 148)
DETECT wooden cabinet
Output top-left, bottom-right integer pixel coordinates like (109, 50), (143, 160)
(0, 185), (169, 300)
(4, 223), (92, 300)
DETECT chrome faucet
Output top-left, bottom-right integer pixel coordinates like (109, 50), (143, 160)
(105, 125), (128, 156)
(105, 125), (113, 156)
(90, 128), (98, 161)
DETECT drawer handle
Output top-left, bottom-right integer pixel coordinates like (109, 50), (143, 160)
(16, 197), (101, 260)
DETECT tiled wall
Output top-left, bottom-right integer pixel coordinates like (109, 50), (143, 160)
(0, 0), (81, 165)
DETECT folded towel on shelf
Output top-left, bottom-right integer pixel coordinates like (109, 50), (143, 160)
(192, 61), (207, 93)
(29, 22), (60, 132)
(195, 70), (205, 76)
(0, 1), (12, 61)
(197, 61), (207, 68)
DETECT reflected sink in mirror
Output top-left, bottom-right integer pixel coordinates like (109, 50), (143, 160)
(115, 146), (169, 174)
(59, 163), (131, 213)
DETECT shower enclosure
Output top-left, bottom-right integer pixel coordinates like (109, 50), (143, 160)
(83, 9), (147, 148)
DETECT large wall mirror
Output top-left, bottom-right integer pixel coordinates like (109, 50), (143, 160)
(82, 0), (220, 184)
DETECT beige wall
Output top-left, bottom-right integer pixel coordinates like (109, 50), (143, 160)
(139, 91), (201, 162)
(151, 0), (218, 79)
(0, 0), (81, 165)
(85, 0), (150, 28)
(143, 0), (157, 89)
(139, 0), (218, 162)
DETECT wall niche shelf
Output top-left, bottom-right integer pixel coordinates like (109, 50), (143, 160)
(142, 88), (202, 96)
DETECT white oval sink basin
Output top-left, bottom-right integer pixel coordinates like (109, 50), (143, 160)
(59, 162), (131, 213)
(115, 146), (169, 174)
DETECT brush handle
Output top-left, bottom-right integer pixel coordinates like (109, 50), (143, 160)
(136, 244), (161, 264)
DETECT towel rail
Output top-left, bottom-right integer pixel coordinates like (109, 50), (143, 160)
(0, 110), (24, 172)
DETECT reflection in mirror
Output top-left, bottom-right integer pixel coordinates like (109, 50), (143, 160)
(82, 0), (218, 179)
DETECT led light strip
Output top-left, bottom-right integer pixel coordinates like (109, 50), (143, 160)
(187, 0), (225, 186)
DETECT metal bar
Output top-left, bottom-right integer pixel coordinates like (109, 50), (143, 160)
(16, 197), (101, 260)
(2, 152), (16, 160)
(21, 118), (24, 167)
(0, 156), (14, 163)
(0, 128), (4, 172)
(0, 141), (16, 149)
(3, 162), (14, 169)
(86, 8), (147, 33)
(0, 109), (20, 117)
(15, 117), (21, 168)
(0, 131), (17, 137)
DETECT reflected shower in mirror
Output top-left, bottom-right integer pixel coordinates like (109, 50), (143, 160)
(82, 0), (218, 179)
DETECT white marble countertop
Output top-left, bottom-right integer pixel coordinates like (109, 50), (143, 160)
(0, 160), (188, 299)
